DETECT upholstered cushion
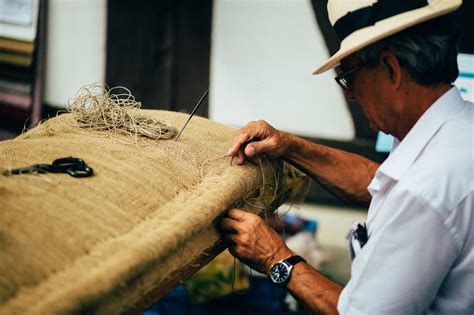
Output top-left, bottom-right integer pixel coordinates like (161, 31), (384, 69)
(0, 110), (307, 314)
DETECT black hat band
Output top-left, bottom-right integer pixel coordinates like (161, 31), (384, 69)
(333, 0), (428, 41)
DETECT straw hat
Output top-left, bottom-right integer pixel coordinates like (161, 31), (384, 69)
(313, 0), (462, 74)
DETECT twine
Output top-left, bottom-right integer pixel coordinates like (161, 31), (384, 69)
(68, 83), (177, 141)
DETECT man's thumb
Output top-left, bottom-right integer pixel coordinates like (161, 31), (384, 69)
(245, 141), (267, 157)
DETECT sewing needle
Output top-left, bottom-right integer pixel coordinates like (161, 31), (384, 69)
(174, 89), (209, 141)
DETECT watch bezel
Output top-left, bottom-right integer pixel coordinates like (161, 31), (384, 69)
(270, 260), (293, 285)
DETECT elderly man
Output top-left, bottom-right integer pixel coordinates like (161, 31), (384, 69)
(220, 0), (473, 314)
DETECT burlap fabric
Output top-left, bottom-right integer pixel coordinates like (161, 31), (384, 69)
(0, 110), (307, 314)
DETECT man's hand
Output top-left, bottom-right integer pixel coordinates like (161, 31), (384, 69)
(226, 120), (292, 165)
(219, 208), (295, 274)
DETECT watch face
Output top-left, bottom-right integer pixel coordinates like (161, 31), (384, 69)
(270, 262), (289, 284)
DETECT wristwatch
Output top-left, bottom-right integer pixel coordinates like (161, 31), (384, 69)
(269, 255), (306, 285)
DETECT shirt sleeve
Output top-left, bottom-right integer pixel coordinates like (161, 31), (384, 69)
(337, 187), (459, 315)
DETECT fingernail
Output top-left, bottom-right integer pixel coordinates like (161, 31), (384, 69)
(246, 146), (255, 156)
(226, 149), (232, 156)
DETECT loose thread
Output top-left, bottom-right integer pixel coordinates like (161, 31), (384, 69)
(68, 83), (177, 141)
(229, 155), (279, 293)
(225, 146), (304, 295)
(275, 203), (295, 240)
(199, 155), (229, 179)
(241, 155), (280, 214)
(232, 257), (247, 295)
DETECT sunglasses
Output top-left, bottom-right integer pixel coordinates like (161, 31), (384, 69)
(334, 62), (365, 91)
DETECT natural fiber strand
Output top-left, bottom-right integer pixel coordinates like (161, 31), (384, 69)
(68, 83), (177, 141)
(242, 156), (280, 214)
(231, 258), (247, 295)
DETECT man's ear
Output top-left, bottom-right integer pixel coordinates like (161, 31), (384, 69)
(379, 51), (402, 89)
(384, 59), (394, 77)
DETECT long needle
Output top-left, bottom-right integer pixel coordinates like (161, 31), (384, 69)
(174, 90), (209, 141)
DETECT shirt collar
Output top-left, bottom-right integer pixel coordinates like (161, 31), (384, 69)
(376, 87), (466, 182)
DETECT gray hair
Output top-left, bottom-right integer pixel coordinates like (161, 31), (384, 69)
(355, 16), (459, 86)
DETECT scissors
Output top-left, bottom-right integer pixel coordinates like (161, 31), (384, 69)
(3, 157), (94, 178)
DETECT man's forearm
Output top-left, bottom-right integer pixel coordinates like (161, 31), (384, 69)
(283, 133), (379, 205)
(286, 262), (342, 314)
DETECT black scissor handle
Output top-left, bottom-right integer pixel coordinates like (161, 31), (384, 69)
(51, 156), (94, 178)
(66, 164), (94, 178)
(52, 157), (85, 168)
(4, 157), (94, 178)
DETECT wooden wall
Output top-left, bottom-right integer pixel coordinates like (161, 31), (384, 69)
(106, 0), (212, 116)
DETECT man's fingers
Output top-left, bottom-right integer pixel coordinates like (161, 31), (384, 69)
(220, 218), (239, 232)
(226, 208), (248, 221)
(227, 133), (252, 157)
(227, 120), (279, 160)
(244, 144), (256, 157)
(234, 151), (245, 165)
(226, 143), (242, 157)
(244, 138), (277, 157)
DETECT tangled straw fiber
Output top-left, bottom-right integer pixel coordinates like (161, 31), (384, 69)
(68, 83), (177, 140)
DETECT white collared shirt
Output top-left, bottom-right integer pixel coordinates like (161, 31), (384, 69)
(338, 88), (474, 314)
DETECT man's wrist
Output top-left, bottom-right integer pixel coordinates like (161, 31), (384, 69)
(265, 247), (295, 275)
(268, 254), (307, 286)
(282, 133), (302, 160)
